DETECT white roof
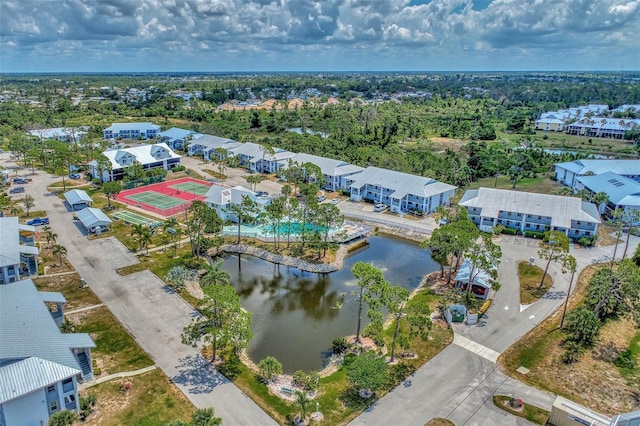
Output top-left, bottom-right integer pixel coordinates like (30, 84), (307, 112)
(188, 135), (240, 151)
(64, 189), (92, 206)
(228, 142), (293, 161)
(454, 259), (492, 289)
(96, 143), (180, 169)
(0, 217), (37, 268)
(27, 127), (86, 140)
(286, 153), (364, 176)
(76, 207), (113, 228)
(459, 187), (601, 229)
(349, 167), (456, 199)
(0, 357), (80, 404)
(205, 185), (257, 205)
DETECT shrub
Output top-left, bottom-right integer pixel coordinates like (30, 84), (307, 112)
(218, 353), (241, 380)
(564, 307), (601, 346)
(578, 235), (597, 247)
(332, 337), (350, 354)
(614, 349), (636, 370)
(257, 356), (282, 383)
(501, 227), (518, 235)
(292, 370), (307, 387)
(346, 351), (388, 394)
(172, 164), (186, 172)
(524, 230), (545, 239)
(79, 394), (97, 419)
(562, 340), (586, 364)
(48, 410), (78, 426)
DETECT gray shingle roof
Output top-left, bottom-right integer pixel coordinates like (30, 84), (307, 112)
(459, 187), (601, 228)
(0, 357), (80, 404)
(0, 280), (95, 384)
(349, 167), (456, 199)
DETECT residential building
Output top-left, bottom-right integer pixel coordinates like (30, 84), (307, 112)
(574, 172), (640, 224)
(227, 142), (295, 173)
(566, 117), (640, 139)
(459, 187), (601, 239)
(187, 135), (240, 160)
(347, 167), (456, 214)
(0, 279), (95, 425)
(0, 217), (38, 284)
(554, 159), (640, 189)
(88, 143), (181, 182)
(103, 122), (161, 140)
(28, 127), (87, 143)
(158, 127), (202, 150)
(204, 185), (271, 222)
(282, 153), (364, 191)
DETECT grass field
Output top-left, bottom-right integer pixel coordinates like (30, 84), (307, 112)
(169, 181), (211, 196)
(518, 261), (554, 305)
(125, 191), (187, 209)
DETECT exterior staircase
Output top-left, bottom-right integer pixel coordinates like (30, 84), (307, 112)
(77, 353), (94, 383)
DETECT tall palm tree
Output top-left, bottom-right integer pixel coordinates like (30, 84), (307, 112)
(131, 223), (146, 251)
(53, 244), (67, 266)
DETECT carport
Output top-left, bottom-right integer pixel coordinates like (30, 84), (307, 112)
(64, 189), (93, 211)
(76, 207), (112, 234)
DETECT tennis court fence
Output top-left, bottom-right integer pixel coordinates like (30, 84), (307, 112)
(118, 197), (190, 217)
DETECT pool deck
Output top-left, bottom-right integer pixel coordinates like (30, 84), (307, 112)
(221, 220), (370, 243)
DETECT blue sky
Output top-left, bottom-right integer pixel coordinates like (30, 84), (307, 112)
(1, 0), (639, 73)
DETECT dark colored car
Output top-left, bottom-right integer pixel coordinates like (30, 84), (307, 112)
(69, 173), (81, 179)
(9, 186), (25, 194)
(13, 178), (29, 184)
(27, 217), (50, 226)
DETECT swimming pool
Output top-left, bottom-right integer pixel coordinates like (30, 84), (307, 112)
(222, 223), (332, 238)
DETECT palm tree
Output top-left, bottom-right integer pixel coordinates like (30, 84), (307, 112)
(46, 230), (58, 248)
(53, 244), (67, 266)
(294, 391), (311, 423)
(140, 228), (153, 255)
(60, 317), (76, 333)
(131, 223), (146, 251)
(200, 260), (230, 288)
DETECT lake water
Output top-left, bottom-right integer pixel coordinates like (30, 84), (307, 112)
(220, 235), (439, 373)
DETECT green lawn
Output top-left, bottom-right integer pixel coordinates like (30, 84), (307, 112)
(33, 273), (102, 311)
(518, 261), (553, 305)
(461, 175), (563, 195)
(492, 395), (549, 425)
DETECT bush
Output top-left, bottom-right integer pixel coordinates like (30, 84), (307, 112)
(292, 370), (306, 387)
(332, 337), (350, 354)
(501, 227), (518, 235)
(578, 235), (597, 247)
(218, 353), (241, 380)
(257, 356), (282, 383)
(172, 164), (186, 172)
(564, 307), (601, 346)
(48, 410), (78, 426)
(524, 230), (545, 239)
(614, 349), (636, 370)
(79, 394), (97, 420)
(562, 340), (586, 364)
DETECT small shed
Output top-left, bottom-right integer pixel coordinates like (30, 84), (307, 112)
(454, 259), (492, 300)
(76, 207), (112, 234)
(64, 189), (93, 210)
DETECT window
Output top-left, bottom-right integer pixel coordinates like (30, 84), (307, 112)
(50, 401), (58, 412)
(64, 394), (75, 404)
(577, 221), (581, 225)
(62, 378), (72, 386)
(47, 385), (56, 393)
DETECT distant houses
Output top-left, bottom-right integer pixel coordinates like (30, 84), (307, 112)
(28, 127), (87, 143)
(103, 122), (161, 141)
(459, 187), (600, 239)
(88, 143), (181, 182)
(0, 279), (95, 425)
(534, 104), (640, 139)
(0, 216), (39, 284)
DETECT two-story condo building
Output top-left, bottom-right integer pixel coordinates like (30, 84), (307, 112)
(28, 127), (87, 143)
(0, 217), (38, 284)
(574, 172), (640, 224)
(282, 153), (365, 192)
(204, 185), (271, 222)
(158, 127), (203, 150)
(554, 159), (640, 189)
(103, 122), (161, 140)
(0, 279), (95, 425)
(459, 187), (601, 239)
(347, 167), (456, 214)
(227, 142), (295, 173)
(88, 143), (181, 182)
(187, 135), (240, 160)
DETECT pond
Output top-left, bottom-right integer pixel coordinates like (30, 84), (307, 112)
(220, 234), (439, 373)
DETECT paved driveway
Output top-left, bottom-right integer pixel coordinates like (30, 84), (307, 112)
(1, 154), (275, 426)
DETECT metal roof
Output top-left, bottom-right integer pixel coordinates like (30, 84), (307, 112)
(76, 207), (113, 229)
(0, 217), (37, 268)
(0, 280), (95, 384)
(158, 127), (202, 141)
(576, 172), (640, 207)
(285, 153), (364, 177)
(349, 167), (456, 199)
(459, 187), (601, 229)
(205, 185), (270, 207)
(229, 142), (293, 161)
(64, 189), (92, 206)
(40, 290), (66, 304)
(104, 122), (161, 132)
(0, 357), (80, 404)
(454, 259), (492, 289)
(556, 159), (640, 177)
(188, 134), (239, 151)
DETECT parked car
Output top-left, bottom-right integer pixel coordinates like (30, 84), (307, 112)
(256, 191), (269, 197)
(27, 217), (50, 226)
(68, 173), (81, 179)
(9, 186), (25, 194)
(374, 203), (388, 212)
(13, 178), (29, 184)
(317, 195), (327, 202)
(330, 199), (340, 205)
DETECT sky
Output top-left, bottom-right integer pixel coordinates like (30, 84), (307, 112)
(1, 0), (639, 73)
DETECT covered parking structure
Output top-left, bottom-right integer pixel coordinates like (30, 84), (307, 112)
(76, 207), (112, 234)
(64, 189), (93, 210)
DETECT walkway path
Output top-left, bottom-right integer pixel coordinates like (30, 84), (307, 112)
(79, 365), (158, 390)
(66, 303), (104, 315)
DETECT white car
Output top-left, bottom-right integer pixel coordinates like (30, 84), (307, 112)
(374, 203), (388, 212)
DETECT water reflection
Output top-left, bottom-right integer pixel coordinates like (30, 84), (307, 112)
(220, 235), (438, 373)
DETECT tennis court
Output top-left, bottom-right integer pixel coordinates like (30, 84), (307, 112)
(168, 181), (212, 196)
(126, 191), (187, 209)
(113, 210), (160, 226)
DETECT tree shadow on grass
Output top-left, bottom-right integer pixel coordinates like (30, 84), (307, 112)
(171, 354), (230, 394)
(339, 388), (377, 411)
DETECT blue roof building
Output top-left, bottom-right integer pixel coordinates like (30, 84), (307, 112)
(103, 122), (161, 140)
(554, 159), (640, 189)
(158, 127), (203, 150)
(575, 172), (640, 224)
(0, 279), (95, 425)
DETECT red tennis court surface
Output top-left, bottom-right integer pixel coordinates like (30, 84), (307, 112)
(114, 177), (214, 217)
